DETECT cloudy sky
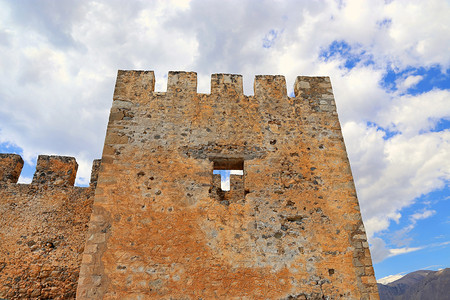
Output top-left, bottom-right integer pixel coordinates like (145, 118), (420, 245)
(0, 0), (449, 281)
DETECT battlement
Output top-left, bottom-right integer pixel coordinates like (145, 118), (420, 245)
(0, 154), (98, 299)
(0, 154), (100, 187)
(254, 74), (287, 98)
(89, 159), (102, 188)
(0, 153), (24, 183)
(32, 155), (78, 186)
(112, 70), (334, 109)
(211, 73), (243, 95)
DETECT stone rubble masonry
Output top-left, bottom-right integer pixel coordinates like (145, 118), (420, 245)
(90, 159), (102, 189)
(0, 70), (379, 299)
(0, 154), (100, 299)
(76, 70), (379, 299)
(32, 155), (78, 186)
(0, 153), (24, 183)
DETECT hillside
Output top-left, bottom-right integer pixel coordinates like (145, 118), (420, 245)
(378, 268), (450, 300)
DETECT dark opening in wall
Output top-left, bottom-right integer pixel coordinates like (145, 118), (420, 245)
(210, 157), (244, 203)
(212, 157), (243, 191)
(212, 157), (244, 171)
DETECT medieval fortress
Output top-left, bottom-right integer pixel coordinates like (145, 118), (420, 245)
(0, 71), (379, 299)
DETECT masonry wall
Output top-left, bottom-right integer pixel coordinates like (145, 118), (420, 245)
(0, 154), (99, 299)
(77, 71), (379, 299)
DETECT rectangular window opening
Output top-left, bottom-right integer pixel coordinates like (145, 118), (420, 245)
(211, 157), (244, 192)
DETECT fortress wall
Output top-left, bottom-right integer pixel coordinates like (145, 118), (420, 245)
(0, 155), (99, 299)
(77, 71), (379, 299)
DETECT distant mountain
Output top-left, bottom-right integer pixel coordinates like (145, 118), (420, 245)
(377, 268), (450, 300)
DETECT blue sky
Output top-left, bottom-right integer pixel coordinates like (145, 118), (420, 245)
(0, 0), (449, 282)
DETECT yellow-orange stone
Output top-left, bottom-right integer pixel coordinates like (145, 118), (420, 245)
(0, 71), (379, 299)
(76, 71), (379, 299)
(0, 155), (100, 299)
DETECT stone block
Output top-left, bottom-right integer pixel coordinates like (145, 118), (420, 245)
(31, 155), (78, 186)
(0, 153), (24, 184)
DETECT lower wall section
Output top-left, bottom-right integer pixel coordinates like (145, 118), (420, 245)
(0, 184), (94, 299)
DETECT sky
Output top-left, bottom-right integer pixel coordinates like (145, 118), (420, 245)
(0, 0), (449, 282)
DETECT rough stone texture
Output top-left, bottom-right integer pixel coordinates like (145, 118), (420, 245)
(0, 155), (99, 299)
(0, 153), (24, 183)
(32, 155), (78, 186)
(77, 70), (379, 299)
(90, 159), (102, 188)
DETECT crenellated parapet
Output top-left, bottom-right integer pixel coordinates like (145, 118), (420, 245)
(211, 73), (243, 95)
(167, 71), (197, 94)
(89, 159), (102, 188)
(0, 153), (24, 184)
(0, 154), (100, 299)
(294, 76), (336, 113)
(254, 74), (287, 98)
(0, 154), (101, 187)
(110, 70), (334, 109)
(113, 70), (155, 102)
(105, 71), (339, 151)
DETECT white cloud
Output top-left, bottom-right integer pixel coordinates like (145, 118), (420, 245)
(369, 237), (392, 263)
(396, 74), (423, 91)
(388, 208), (438, 248)
(389, 246), (424, 256)
(377, 90), (450, 136)
(331, 66), (390, 124)
(437, 241), (450, 247)
(370, 235), (449, 264)
(411, 209), (436, 221)
(383, 0), (450, 68)
(342, 103), (449, 236)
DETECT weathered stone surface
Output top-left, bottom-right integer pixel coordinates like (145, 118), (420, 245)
(0, 153), (24, 183)
(0, 71), (379, 299)
(76, 70), (379, 299)
(90, 159), (102, 188)
(32, 155), (78, 186)
(0, 155), (97, 299)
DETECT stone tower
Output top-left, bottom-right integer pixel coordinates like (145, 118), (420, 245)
(76, 70), (379, 299)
